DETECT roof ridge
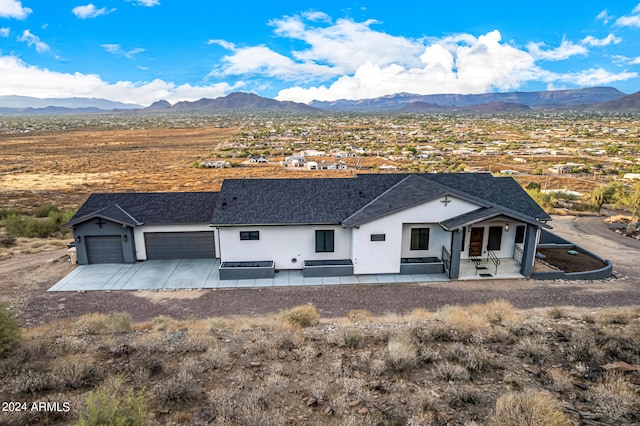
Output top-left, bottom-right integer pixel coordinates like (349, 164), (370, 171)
(114, 203), (143, 226)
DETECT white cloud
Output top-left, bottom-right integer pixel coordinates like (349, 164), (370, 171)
(211, 45), (337, 81)
(615, 4), (640, 27)
(72, 4), (114, 19)
(102, 44), (145, 59)
(270, 15), (424, 73)
(277, 30), (540, 102)
(0, 54), (241, 105)
(0, 0), (31, 20)
(207, 39), (237, 51)
(131, 0), (159, 7)
(17, 30), (50, 53)
(552, 68), (638, 86)
(0, 27), (9, 37)
(581, 33), (621, 47)
(596, 9), (611, 24)
(527, 39), (588, 61)
(612, 55), (640, 66)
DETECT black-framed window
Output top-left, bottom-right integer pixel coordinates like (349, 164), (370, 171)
(515, 225), (526, 244)
(315, 230), (334, 252)
(487, 226), (502, 251)
(240, 231), (260, 240)
(410, 228), (429, 250)
(461, 227), (466, 251)
(370, 234), (386, 242)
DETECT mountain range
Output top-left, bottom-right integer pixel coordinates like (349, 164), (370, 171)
(0, 87), (639, 115)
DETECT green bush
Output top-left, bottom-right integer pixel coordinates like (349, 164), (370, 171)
(0, 303), (21, 355)
(75, 376), (148, 426)
(0, 208), (20, 220)
(34, 205), (60, 218)
(3, 210), (74, 238)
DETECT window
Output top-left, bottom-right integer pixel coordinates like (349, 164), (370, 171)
(315, 230), (334, 252)
(515, 226), (526, 244)
(487, 226), (502, 251)
(240, 231), (259, 240)
(410, 228), (429, 250)
(461, 227), (466, 251)
(370, 233), (386, 242)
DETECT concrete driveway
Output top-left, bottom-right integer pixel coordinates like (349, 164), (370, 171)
(48, 259), (451, 291)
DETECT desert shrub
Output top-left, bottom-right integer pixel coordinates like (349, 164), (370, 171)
(34, 204), (60, 218)
(598, 325), (640, 364)
(74, 313), (131, 335)
(0, 207), (19, 219)
(587, 374), (639, 421)
(0, 303), (21, 355)
(76, 376), (149, 426)
(493, 391), (573, 426)
(514, 336), (551, 364)
(154, 370), (204, 406)
(448, 385), (482, 408)
(1, 234), (16, 247)
(444, 343), (495, 372)
(470, 299), (521, 325)
(564, 329), (604, 364)
(343, 328), (363, 349)
(3, 211), (73, 238)
(281, 304), (320, 328)
(546, 306), (567, 319)
(433, 361), (470, 382)
(347, 309), (372, 323)
(52, 358), (103, 390)
(387, 335), (417, 371)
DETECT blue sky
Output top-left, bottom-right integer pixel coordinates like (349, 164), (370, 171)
(1, 1), (639, 106)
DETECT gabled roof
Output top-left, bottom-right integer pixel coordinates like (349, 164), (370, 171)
(210, 173), (551, 227)
(440, 207), (551, 231)
(343, 175), (451, 227)
(66, 192), (218, 227)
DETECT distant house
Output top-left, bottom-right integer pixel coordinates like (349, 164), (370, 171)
(66, 173), (551, 282)
(249, 155), (268, 163)
(203, 161), (230, 168)
(283, 155), (307, 167)
(318, 161), (347, 170)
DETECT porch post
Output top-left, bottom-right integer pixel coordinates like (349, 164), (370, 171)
(519, 225), (539, 277)
(449, 229), (463, 279)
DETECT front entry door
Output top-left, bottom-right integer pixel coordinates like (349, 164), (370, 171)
(469, 227), (484, 257)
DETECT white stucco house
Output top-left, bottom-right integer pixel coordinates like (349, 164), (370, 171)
(66, 173), (551, 281)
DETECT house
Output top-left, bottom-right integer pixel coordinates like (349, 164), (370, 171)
(66, 173), (551, 281)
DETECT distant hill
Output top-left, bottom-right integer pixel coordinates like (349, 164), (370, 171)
(147, 92), (320, 113)
(0, 95), (142, 110)
(583, 90), (640, 111)
(399, 101), (531, 113)
(310, 87), (626, 111)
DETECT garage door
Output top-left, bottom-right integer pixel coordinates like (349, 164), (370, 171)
(85, 235), (125, 264)
(144, 231), (215, 260)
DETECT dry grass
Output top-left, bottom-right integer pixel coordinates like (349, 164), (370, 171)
(3, 305), (640, 425)
(493, 391), (573, 426)
(280, 304), (320, 328)
(587, 374), (640, 421)
(387, 334), (418, 371)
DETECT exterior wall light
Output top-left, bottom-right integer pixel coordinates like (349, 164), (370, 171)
(504, 223), (510, 232)
(76, 236), (82, 243)
(123, 235), (128, 242)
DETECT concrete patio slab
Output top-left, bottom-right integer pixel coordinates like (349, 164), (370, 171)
(49, 259), (473, 292)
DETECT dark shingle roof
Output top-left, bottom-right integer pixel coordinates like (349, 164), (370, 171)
(210, 173), (551, 226)
(67, 192), (217, 226)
